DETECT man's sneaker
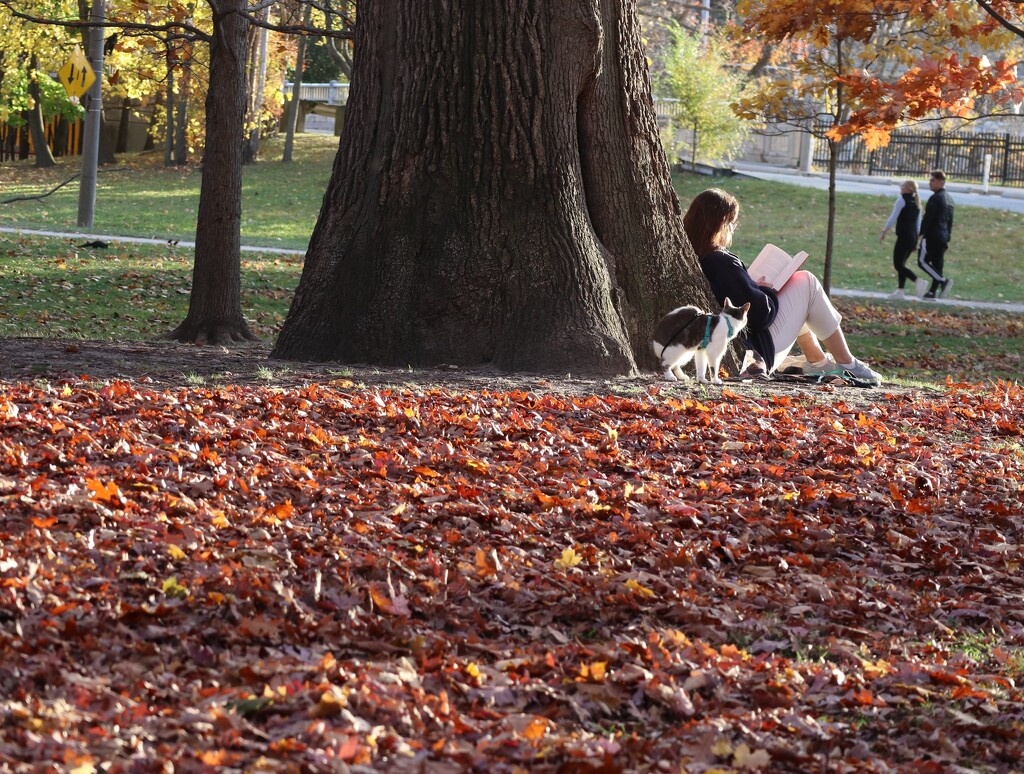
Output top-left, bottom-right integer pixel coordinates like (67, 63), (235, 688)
(888, 288), (905, 299)
(938, 278), (953, 298)
(838, 358), (883, 384)
(923, 289), (937, 299)
(914, 278), (930, 297)
(803, 354), (840, 376)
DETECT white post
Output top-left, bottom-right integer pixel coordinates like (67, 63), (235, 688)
(800, 128), (814, 173)
(982, 153), (992, 194)
(77, 0), (105, 227)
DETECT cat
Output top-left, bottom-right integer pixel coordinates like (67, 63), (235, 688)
(651, 298), (750, 385)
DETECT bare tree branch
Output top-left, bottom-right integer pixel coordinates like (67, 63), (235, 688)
(974, 0), (1024, 38)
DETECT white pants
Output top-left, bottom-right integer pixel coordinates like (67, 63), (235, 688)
(768, 270), (843, 371)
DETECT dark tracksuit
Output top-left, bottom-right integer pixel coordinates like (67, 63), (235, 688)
(891, 192), (920, 289)
(918, 187), (954, 292)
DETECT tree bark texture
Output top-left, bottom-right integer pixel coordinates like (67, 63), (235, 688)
(167, 0), (256, 344)
(273, 0), (714, 375)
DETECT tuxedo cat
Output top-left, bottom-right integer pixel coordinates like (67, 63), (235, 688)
(652, 299), (750, 384)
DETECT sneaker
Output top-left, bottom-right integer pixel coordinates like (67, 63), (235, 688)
(888, 288), (905, 299)
(803, 354), (840, 376)
(914, 278), (930, 297)
(738, 351), (769, 379)
(938, 278), (953, 298)
(923, 290), (937, 299)
(837, 358), (883, 384)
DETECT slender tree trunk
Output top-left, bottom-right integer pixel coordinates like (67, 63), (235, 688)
(167, 0), (255, 344)
(115, 97), (131, 153)
(274, 0), (712, 375)
(27, 57), (56, 168)
(824, 136), (837, 296)
(243, 15), (269, 164)
(283, 6), (313, 163)
(174, 65), (189, 164)
(164, 58), (175, 166)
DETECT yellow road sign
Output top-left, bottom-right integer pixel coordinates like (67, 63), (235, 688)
(58, 45), (96, 98)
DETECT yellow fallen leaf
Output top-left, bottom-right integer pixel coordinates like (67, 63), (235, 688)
(734, 742), (771, 769)
(162, 576), (189, 599)
(712, 738), (733, 758)
(555, 547), (582, 570)
(625, 578), (656, 598)
(168, 544), (187, 561)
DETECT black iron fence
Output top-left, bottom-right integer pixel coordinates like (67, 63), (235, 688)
(812, 123), (1024, 187)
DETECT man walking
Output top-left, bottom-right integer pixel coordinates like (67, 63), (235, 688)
(917, 169), (955, 299)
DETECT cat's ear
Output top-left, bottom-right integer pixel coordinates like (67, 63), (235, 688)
(723, 297), (732, 308)
(741, 302), (750, 313)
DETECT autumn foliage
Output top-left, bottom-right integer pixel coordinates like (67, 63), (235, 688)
(735, 0), (1023, 148)
(2, 376), (1023, 771)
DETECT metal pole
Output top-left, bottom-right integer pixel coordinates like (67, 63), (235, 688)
(77, 0), (105, 228)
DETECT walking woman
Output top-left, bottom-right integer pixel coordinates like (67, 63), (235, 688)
(682, 188), (882, 384)
(880, 180), (921, 298)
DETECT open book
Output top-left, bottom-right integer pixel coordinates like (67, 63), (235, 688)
(747, 243), (809, 291)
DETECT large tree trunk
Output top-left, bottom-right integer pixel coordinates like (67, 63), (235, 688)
(167, 0), (256, 345)
(274, 0), (712, 376)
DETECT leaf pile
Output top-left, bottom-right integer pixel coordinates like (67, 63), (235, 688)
(1, 378), (1023, 772)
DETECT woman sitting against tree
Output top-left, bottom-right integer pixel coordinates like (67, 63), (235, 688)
(682, 188), (882, 384)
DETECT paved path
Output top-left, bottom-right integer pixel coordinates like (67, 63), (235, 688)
(731, 161), (1024, 214)
(0, 226), (305, 256)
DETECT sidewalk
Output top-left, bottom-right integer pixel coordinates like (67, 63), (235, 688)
(0, 225), (305, 257)
(3, 222), (1022, 315)
(730, 161), (1024, 214)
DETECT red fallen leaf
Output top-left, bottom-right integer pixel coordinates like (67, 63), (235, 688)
(844, 688), (879, 706)
(533, 490), (564, 510)
(199, 750), (238, 766)
(369, 583), (411, 616)
(265, 501), (295, 521)
(930, 669), (968, 686)
(951, 685), (989, 701)
(336, 735), (365, 762)
(31, 515), (58, 528)
(475, 548), (500, 577)
(85, 478), (121, 504)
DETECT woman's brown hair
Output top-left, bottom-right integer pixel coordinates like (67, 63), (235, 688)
(683, 188), (739, 259)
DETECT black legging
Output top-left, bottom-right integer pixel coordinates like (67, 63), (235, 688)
(893, 234), (918, 289)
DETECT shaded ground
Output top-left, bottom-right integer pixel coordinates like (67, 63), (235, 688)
(0, 337), (928, 411)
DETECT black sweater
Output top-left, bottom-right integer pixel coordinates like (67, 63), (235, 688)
(699, 248), (779, 367)
(920, 187), (954, 243)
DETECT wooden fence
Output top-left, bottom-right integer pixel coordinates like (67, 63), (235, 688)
(1, 116), (83, 162)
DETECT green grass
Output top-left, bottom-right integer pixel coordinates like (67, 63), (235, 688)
(3, 135), (1021, 303)
(2, 136), (1022, 384)
(0, 235), (300, 340)
(0, 134), (336, 250)
(672, 173), (1024, 305)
